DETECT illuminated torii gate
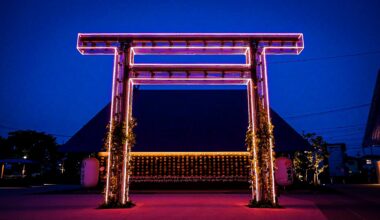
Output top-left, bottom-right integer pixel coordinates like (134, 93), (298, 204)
(77, 33), (304, 206)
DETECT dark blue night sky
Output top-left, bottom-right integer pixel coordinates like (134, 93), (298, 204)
(0, 0), (379, 156)
(132, 88), (248, 152)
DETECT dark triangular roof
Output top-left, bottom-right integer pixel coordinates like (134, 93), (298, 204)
(61, 104), (110, 153)
(363, 70), (380, 147)
(61, 90), (310, 153)
(270, 109), (310, 152)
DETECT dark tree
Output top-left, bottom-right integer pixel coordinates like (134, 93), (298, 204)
(5, 130), (59, 176)
(294, 133), (329, 185)
(0, 136), (11, 159)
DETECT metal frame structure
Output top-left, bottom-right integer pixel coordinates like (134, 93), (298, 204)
(77, 33), (304, 205)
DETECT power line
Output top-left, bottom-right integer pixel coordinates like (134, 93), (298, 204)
(299, 124), (365, 136)
(309, 124), (365, 131)
(318, 128), (364, 134)
(326, 135), (364, 140)
(329, 134), (363, 138)
(341, 142), (364, 145)
(269, 50), (380, 65)
(326, 132), (363, 139)
(285, 103), (370, 119)
(316, 128), (364, 135)
(328, 137), (363, 141)
(346, 147), (365, 150)
(323, 133), (363, 139)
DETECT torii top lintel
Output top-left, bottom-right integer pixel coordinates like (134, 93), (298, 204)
(77, 33), (303, 79)
(77, 33), (303, 54)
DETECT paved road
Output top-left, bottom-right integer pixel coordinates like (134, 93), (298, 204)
(0, 184), (378, 220)
(287, 184), (380, 220)
(0, 187), (325, 220)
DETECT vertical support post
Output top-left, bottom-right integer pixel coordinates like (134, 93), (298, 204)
(122, 77), (134, 204)
(105, 42), (131, 204)
(250, 41), (277, 205)
(247, 78), (259, 201)
(258, 48), (276, 204)
(247, 41), (261, 202)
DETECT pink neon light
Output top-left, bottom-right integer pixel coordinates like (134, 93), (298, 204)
(76, 46), (116, 55)
(130, 78), (250, 81)
(131, 46), (250, 54)
(246, 82), (253, 199)
(261, 48), (276, 204)
(78, 32), (304, 39)
(264, 46), (304, 55)
(129, 46), (251, 67)
(105, 48), (119, 203)
(130, 78), (250, 86)
(130, 64), (251, 70)
(247, 80), (259, 200)
(122, 79), (133, 204)
(127, 80), (134, 202)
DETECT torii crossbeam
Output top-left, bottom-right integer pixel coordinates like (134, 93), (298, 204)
(77, 33), (304, 206)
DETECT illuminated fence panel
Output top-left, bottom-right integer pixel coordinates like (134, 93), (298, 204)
(130, 152), (250, 182)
